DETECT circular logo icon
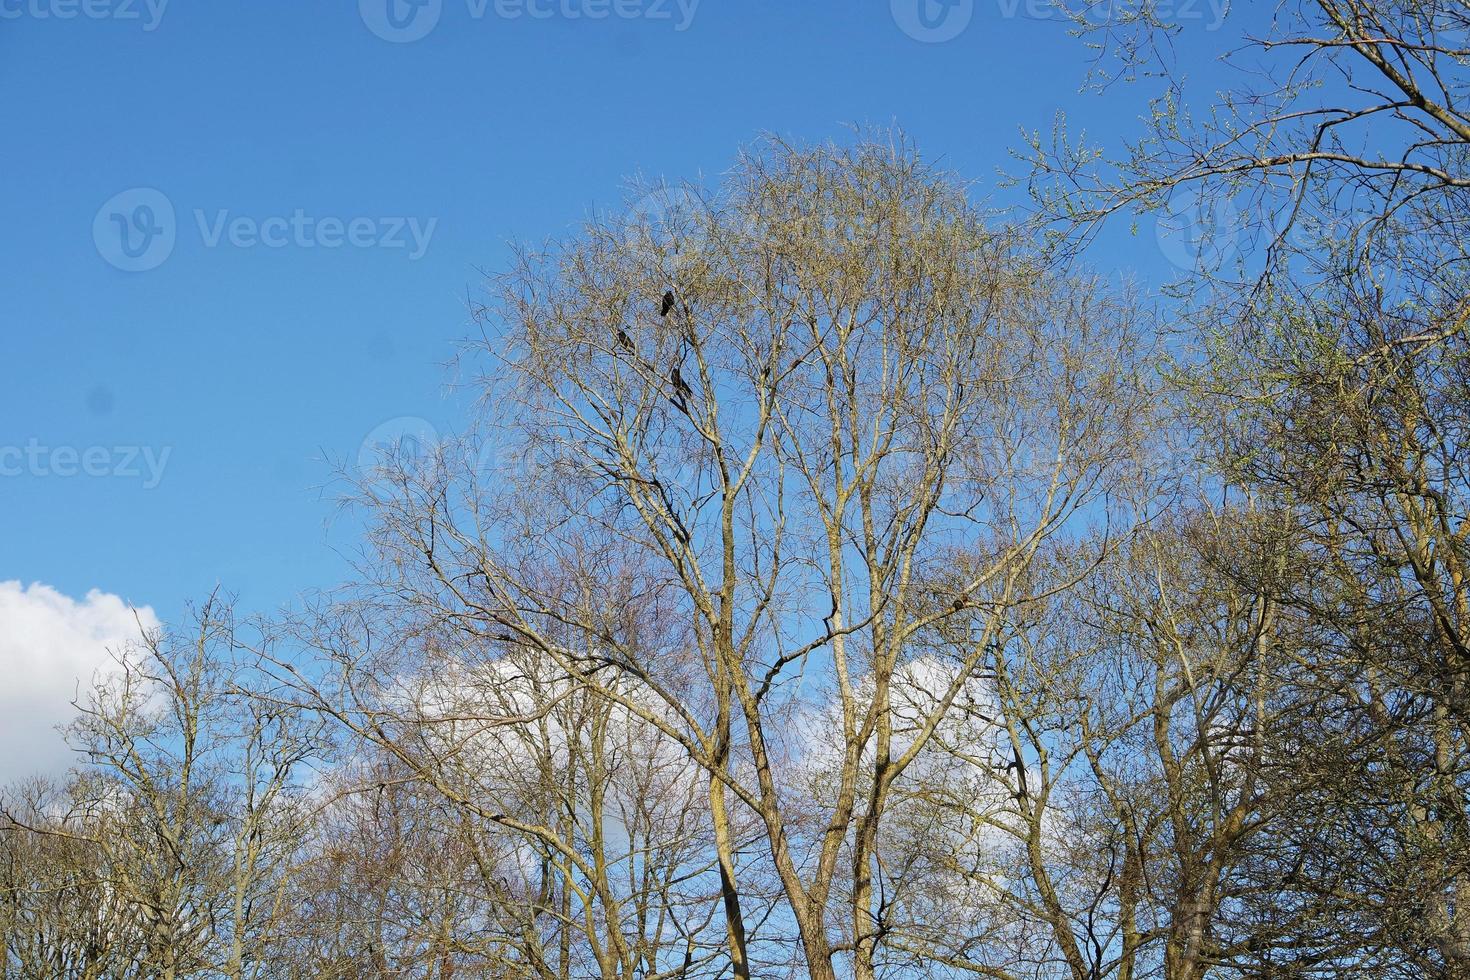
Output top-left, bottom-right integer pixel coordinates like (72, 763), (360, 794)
(626, 182), (715, 281)
(360, 0), (442, 43)
(1154, 190), (1241, 272)
(358, 416), (441, 480)
(891, 0), (974, 43)
(93, 188), (176, 272)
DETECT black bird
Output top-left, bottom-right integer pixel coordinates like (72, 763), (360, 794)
(615, 328), (634, 351)
(1283, 852), (1306, 886)
(670, 365), (693, 398)
(660, 289), (676, 317)
(1007, 750), (1029, 802)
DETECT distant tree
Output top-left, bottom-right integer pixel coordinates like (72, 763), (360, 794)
(1, 597), (319, 980)
(1030, 2), (1470, 972)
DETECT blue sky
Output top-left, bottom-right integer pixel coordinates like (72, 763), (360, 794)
(0, 0), (1241, 631)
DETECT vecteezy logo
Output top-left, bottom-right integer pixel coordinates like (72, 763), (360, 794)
(93, 188), (176, 272)
(891, 0), (974, 42)
(1155, 188), (1241, 272)
(360, 0), (442, 42)
(627, 182), (712, 281)
(358, 416), (441, 480)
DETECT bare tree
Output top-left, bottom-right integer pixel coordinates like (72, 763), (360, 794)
(284, 132), (1153, 980)
(1, 777), (152, 979)
(264, 587), (754, 979)
(0, 597), (322, 980)
(1028, 4), (1470, 973)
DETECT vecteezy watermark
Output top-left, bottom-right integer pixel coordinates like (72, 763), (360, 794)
(359, 0), (699, 43)
(358, 416), (442, 480)
(0, 0), (168, 30)
(359, 0), (441, 42)
(0, 440), (172, 489)
(193, 210), (437, 259)
(997, 0), (1228, 29)
(891, 0), (974, 42)
(893, 0), (1228, 42)
(354, 419), (709, 502)
(94, 188), (176, 272)
(1154, 187), (1241, 272)
(93, 189), (438, 272)
(625, 181), (716, 282)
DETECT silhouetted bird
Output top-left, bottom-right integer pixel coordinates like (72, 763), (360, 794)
(1283, 852), (1306, 886)
(671, 365), (693, 398)
(1007, 751), (1029, 801)
(616, 328), (634, 351)
(661, 290), (676, 317)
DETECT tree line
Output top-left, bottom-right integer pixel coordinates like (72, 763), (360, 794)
(4, 2), (1469, 976)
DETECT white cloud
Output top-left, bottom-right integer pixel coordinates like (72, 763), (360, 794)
(0, 581), (160, 785)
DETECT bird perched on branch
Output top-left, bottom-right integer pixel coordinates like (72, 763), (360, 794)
(660, 289), (676, 317)
(615, 328), (634, 352)
(1006, 751), (1029, 802)
(1283, 852), (1306, 886)
(671, 365), (693, 398)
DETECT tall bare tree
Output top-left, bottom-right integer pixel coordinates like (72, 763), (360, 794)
(282, 132), (1153, 980)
